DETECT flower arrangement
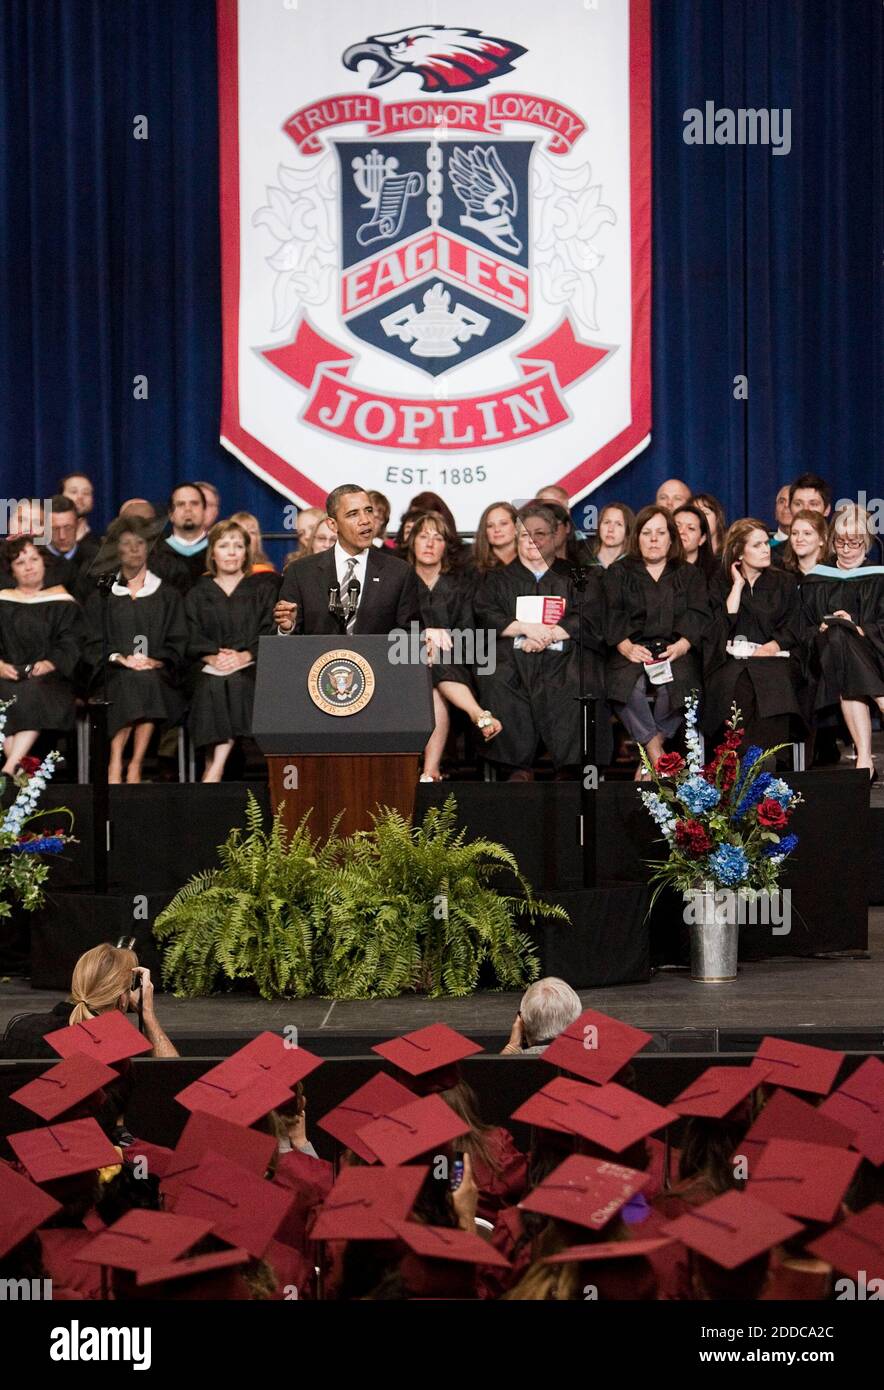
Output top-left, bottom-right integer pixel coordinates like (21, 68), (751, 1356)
(0, 700), (75, 917)
(637, 694), (801, 901)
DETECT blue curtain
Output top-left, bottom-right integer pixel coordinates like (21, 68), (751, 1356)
(0, 0), (880, 539)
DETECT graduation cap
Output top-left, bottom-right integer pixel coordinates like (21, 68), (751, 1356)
(317, 1073), (417, 1162)
(746, 1138), (862, 1223)
(10, 1054), (118, 1122)
(134, 1246), (251, 1291)
(168, 1152), (295, 1259)
(540, 1009), (653, 1085)
(819, 1057), (884, 1166)
(542, 1237), (674, 1265)
(512, 1078), (677, 1154)
(669, 1064), (769, 1120)
(356, 1093), (469, 1166)
(218, 1031), (323, 1089)
(660, 1191), (803, 1270)
(519, 1154), (649, 1230)
(45, 1010), (152, 1066)
(124, 1139), (176, 1180)
(311, 1166), (427, 1241)
(175, 1056), (297, 1127)
(161, 1110), (277, 1198)
(751, 1036), (844, 1097)
(75, 1210), (215, 1273)
(371, 1024), (483, 1090)
(9, 1118), (121, 1184)
(807, 1204), (884, 1283)
(738, 1087), (857, 1169)
(0, 1161), (62, 1259)
(389, 1220), (510, 1268)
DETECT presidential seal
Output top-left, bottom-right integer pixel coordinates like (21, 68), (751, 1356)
(307, 649), (375, 716)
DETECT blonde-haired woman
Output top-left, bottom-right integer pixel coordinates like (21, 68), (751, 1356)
(2, 943), (178, 1057)
(799, 503), (884, 777)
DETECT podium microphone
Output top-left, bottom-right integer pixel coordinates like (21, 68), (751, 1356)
(345, 576), (361, 621)
(328, 585), (340, 615)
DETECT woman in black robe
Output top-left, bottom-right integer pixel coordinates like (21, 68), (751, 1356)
(703, 519), (805, 755)
(603, 506), (710, 777)
(0, 537), (81, 772)
(798, 504), (884, 778)
(83, 518), (187, 783)
(472, 504), (606, 780)
(184, 520), (276, 781)
(404, 511), (503, 781)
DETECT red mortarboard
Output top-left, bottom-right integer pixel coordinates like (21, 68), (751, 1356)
(807, 1204), (884, 1283)
(371, 1024), (483, 1078)
(356, 1093), (468, 1166)
(175, 1060), (295, 1127)
(317, 1072), (417, 1162)
(161, 1111), (276, 1197)
(519, 1154), (649, 1230)
(311, 1166), (427, 1241)
(752, 1036), (844, 1097)
(543, 1237), (674, 1265)
(389, 1220), (510, 1267)
(9, 1118), (120, 1183)
(124, 1139), (176, 1180)
(512, 1078), (677, 1153)
(738, 1087), (856, 1169)
(0, 1161), (62, 1258)
(75, 1210), (215, 1272)
(45, 1010), (153, 1065)
(746, 1138), (862, 1223)
(169, 1152), (294, 1259)
(661, 1191), (803, 1269)
(218, 1031), (323, 1088)
(135, 1246), (251, 1288)
(272, 1149), (334, 1250)
(540, 1009), (653, 1085)
(819, 1057), (884, 1166)
(669, 1064), (769, 1119)
(10, 1054), (118, 1121)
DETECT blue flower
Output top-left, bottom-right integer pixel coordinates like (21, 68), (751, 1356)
(766, 779), (793, 809)
(762, 834), (798, 858)
(639, 791), (676, 838)
(709, 844), (749, 885)
(735, 771), (773, 820)
(679, 775), (720, 815)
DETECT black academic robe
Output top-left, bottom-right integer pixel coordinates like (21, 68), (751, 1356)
(0, 592), (81, 731)
(83, 577), (188, 736)
(798, 567), (884, 711)
(472, 559), (606, 769)
(184, 574), (277, 748)
(416, 570), (476, 689)
(602, 556), (710, 712)
(702, 568), (805, 734)
(158, 538), (209, 593)
(278, 546), (421, 634)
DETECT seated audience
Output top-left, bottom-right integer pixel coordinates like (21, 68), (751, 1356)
(184, 520), (276, 782)
(589, 502), (634, 568)
(368, 490), (392, 545)
(799, 503), (884, 777)
(703, 518), (805, 754)
(789, 471), (832, 520)
(194, 482), (221, 531)
(60, 472), (97, 544)
(471, 501), (518, 575)
(770, 483), (793, 545)
(405, 511), (502, 781)
(673, 503), (717, 579)
(655, 479), (692, 513)
(501, 977), (583, 1054)
(692, 493), (727, 557)
(83, 516), (187, 782)
(0, 537), (80, 772)
(160, 483), (209, 589)
(603, 506), (709, 778)
(782, 508), (830, 577)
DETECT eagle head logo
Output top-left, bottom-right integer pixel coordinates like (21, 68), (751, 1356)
(342, 25), (526, 94)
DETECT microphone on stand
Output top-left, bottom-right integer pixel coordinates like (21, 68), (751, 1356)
(345, 576), (361, 624)
(328, 584), (340, 615)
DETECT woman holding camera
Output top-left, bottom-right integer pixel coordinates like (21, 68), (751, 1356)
(603, 506), (710, 777)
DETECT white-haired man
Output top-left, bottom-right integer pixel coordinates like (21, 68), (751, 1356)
(501, 976), (582, 1055)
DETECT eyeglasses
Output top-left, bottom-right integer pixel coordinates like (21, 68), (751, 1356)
(523, 530), (552, 543)
(834, 536), (865, 550)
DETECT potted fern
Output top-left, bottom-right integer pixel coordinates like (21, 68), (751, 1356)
(154, 792), (338, 998)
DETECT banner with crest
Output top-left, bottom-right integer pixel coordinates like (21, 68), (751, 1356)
(218, 0), (650, 526)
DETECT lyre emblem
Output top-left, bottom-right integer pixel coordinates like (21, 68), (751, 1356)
(352, 148), (423, 247)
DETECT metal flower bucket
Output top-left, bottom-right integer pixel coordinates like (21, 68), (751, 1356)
(687, 882), (739, 983)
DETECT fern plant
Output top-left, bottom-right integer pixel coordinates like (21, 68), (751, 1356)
(315, 797), (566, 1000)
(153, 792), (338, 999)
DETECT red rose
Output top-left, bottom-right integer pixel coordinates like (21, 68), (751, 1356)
(756, 798), (788, 829)
(655, 752), (685, 778)
(18, 755), (40, 775)
(674, 819), (713, 856)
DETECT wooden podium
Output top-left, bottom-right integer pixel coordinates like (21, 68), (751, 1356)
(252, 635), (434, 841)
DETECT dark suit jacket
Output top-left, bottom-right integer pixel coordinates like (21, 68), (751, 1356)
(278, 546), (421, 634)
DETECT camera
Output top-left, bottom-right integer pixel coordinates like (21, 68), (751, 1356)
(645, 638), (668, 660)
(131, 969), (143, 993)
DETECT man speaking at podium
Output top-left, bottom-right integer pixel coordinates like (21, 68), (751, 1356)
(273, 484), (420, 636)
